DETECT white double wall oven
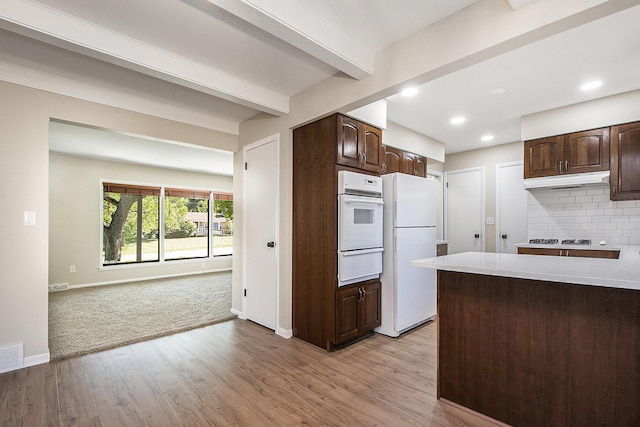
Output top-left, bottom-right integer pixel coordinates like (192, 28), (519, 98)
(337, 171), (384, 287)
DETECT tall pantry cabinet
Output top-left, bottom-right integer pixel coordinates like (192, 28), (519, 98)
(293, 113), (382, 350)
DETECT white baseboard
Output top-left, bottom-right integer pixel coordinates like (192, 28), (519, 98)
(230, 308), (245, 319)
(24, 351), (50, 368)
(65, 268), (232, 290)
(276, 327), (292, 339)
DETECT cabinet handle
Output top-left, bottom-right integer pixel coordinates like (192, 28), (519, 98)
(612, 185), (616, 195)
(358, 287), (364, 302)
(382, 163), (387, 173)
(559, 161), (563, 173)
(565, 160), (568, 172)
(362, 153), (367, 165)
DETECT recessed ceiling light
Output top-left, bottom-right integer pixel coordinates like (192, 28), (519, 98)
(580, 80), (602, 91)
(481, 135), (494, 142)
(489, 87), (506, 95)
(401, 87), (418, 97)
(450, 116), (466, 125)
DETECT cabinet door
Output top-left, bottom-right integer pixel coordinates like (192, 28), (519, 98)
(382, 145), (403, 174)
(403, 152), (427, 177)
(335, 286), (360, 343)
(517, 247), (563, 256)
(336, 115), (361, 169)
(361, 123), (382, 173)
(610, 121), (640, 201)
(360, 282), (381, 332)
(564, 127), (609, 174)
(566, 249), (620, 259)
(524, 136), (563, 178)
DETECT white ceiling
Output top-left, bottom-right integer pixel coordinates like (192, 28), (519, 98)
(1, 0), (640, 169)
(386, 4), (640, 153)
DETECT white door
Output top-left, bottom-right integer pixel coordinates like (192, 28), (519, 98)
(496, 162), (528, 253)
(445, 168), (484, 254)
(243, 135), (278, 330)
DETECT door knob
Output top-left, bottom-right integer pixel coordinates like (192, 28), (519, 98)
(501, 234), (508, 239)
(474, 234), (480, 238)
(266, 241), (276, 248)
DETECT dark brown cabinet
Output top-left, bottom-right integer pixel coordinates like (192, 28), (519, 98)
(336, 114), (383, 173)
(381, 145), (427, 177)
(382, 145), (403, 174)
(524, 127), (609, 179)
(293, 113), (383, 351)
(403, 152), (427, 177)
(436, 243), (448, 256)
(610, 121), (640, 201)
(518, 247), (619, 259)
(335, 280), (381, 343)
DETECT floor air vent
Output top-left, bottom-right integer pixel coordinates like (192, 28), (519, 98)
(0, 343), (23, 374)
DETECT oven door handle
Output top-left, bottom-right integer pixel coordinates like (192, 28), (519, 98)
(340, 196), (384, 205)
(340, 248), (384, 256)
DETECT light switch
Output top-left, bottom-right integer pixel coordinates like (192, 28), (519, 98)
(23, 211), (36, 227)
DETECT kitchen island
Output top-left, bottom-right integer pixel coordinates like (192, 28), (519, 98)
(412, 252), (640, 427)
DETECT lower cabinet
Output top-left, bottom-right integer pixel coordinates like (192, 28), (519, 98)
(436, 243), (448, 256)
(518, 247), (620, 259)
(335, 280), (381, 345)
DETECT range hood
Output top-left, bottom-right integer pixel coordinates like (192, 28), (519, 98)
(523, 171), (610, 190)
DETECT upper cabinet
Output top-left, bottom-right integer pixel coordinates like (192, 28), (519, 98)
(336, 114), (383, 173)
(524, 127), (609, 179)
(404, 152), (427, 177)
(563, 127), (610, 174)
(381, 145), (427, 177)
(523, 136), (562, 178)
(382, 145), (403, 174)
(610, 121), (640, 201)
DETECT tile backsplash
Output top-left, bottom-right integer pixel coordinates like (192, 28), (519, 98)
(527, 186), (640, 245)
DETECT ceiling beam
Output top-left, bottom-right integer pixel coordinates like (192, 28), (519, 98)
(202, 0), (375, 80)
(0, 0), (289, 116)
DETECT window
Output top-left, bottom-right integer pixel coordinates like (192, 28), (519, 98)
(103, 183), (160, 265)
(102, 182), (233, 266)
(212, 192), (233, 256)
(164, 188), (210, 260)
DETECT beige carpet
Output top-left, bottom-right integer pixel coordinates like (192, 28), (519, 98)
(48, 271), (235, 360)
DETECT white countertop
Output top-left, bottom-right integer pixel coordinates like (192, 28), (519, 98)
(411, 252), (640, 291)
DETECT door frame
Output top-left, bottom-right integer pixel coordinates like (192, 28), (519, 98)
(241, 133), (280, 333)
(426, 168), (444, 241)
(495, 161), (525, 253)
(443, 166), (485, 252)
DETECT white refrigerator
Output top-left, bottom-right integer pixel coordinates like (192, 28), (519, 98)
(375, 173), (438, 337)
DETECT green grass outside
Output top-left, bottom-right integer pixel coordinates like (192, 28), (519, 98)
(120, 236), (232, 256)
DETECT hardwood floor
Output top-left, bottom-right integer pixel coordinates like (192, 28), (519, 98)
(0, 319), (494, 426)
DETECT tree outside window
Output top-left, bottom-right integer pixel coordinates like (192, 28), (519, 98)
(102, 183), (233, 266)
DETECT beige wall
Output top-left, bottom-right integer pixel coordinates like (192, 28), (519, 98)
(0, 80), (237, 362)
(522, 89), (640, 140)
(49, 153), (233, 287)
(444, 141), (523, 252)
(383, 121), (445, 163)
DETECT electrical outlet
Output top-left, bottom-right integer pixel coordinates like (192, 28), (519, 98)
(69, 265), (76, 273)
